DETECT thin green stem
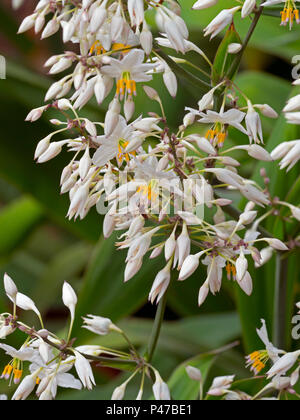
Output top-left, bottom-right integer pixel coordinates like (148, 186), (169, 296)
(273, 253), (289, 349)
(227, 3), (264, 81)
(145, 274), (173, 363)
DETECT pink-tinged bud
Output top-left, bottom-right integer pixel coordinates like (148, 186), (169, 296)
(179, 253), (202, 281)
(150, 245), (163, 259)
(163, 68), (177, 98)
(25, 106), (47, 122)
(68, 183), (90, 219)
(57, 99), (72, 110)
(49, 57), (72, 75)
(149, 264), (171, 304)
(45, 81), (64, 101)
(241, 0), (256, 18)
(111, 8), (124, 41)
(267, 351), (300, 379)
(237, 271), (253, 296)
(257, 104), (278, 119)
(283, 95), (300, 113)
(198, 281), (209, 306)
(16, 293), (40, 317)
(164, 19), (186, 53)
(140, 23), (153, 55)
(79, 147), (91, 180)
(41, 19), (60, 39)
(133, 118), (160, 132)
(124, 258), (142, 282)
(255, 246), (273, 268)
(37, 141), (65, 163)
(264, 238), (289, 251)
(247, 145), (273, 161)
(62, 19), (76, 43)
(4, 273), (18, 303)
(177, 223), (191, 268)
(62, 282), (77, 321)
(187, 134), (216, 155)
(124, 98), (135, 121)
(239, 210), (257, 225)
(94, 77), (106, 104)
(213, 198), (232, 206)
(164, 230), (176, 261)
(183, 112), (195, 128)
(227, 43), (242, 54)
(105, 99), (121, 136)
(74, 350), (95, 391)
(89, 2), (107, 33)
(12, 374), (37, 400)
(290, 205), (300, 221)
(192, 0), (218, 10)
(82, 314), (114, 336)
(103, 203), (117, 239)
(204, 7), (241, 39)
(111, 384), (126, 401)
(18, 14), (37, 33)
(198, 89), (215, 112)
(186, 366), (202, 382)
(34, 135), (51, 160)
(35, 14), (45, 33)
(152, 372), (171, 400)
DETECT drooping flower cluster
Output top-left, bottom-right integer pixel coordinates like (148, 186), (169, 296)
(6, 0), (300, 400)
(0, 274), (170, 400)
(17, 0), (299, 309)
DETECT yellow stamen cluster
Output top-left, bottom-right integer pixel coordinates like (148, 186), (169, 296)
(280, 3), (300, 27)
(90, 41), (107, 55)
(116, 76), (137, 98)
(246, 350), (269, 375)
(137, 183), (158, 202)
(1, 363), (23, 384)
(117, 140), (136, 165)
(89, 41), (131, 56)
(205, 128), (227, 148)
(226, 263), (236, 280)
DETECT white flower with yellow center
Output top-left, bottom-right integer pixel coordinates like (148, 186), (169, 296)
(101, 49), (155, 99)
(92, 116), (138, 168)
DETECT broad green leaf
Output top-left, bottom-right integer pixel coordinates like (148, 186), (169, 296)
(31, 242), (92, 313)
(72, 235), (161, 334)
(0, 196), (44, 260)
(78, 312), (241, 358)
(168, 353), (215, 400)
(212, 23), (242, 85)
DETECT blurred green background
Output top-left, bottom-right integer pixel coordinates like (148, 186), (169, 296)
(0, 0), (299, 399)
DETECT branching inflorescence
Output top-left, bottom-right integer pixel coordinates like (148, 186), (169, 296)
(1, 0), (300, 400)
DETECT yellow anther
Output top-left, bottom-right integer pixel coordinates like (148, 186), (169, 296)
(246, 350), (268, 375)
(217, 132), (226, 148)
(1, 364), (13, 379)
(112, 43), (131, 54)
(36, 377), (41, 385)
(280, 4), (300, 27)
(116, 76), (137, 98)
(13, 369), (23, 383)
(137, 184), (158, 201)
(89, 41), (106, 55)
(117, 140), (136, 165)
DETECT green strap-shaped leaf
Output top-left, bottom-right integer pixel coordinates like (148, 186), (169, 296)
(212, 23), (242, 86)
(0, 196), (44, 261)
(168, 353), (215, 400)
